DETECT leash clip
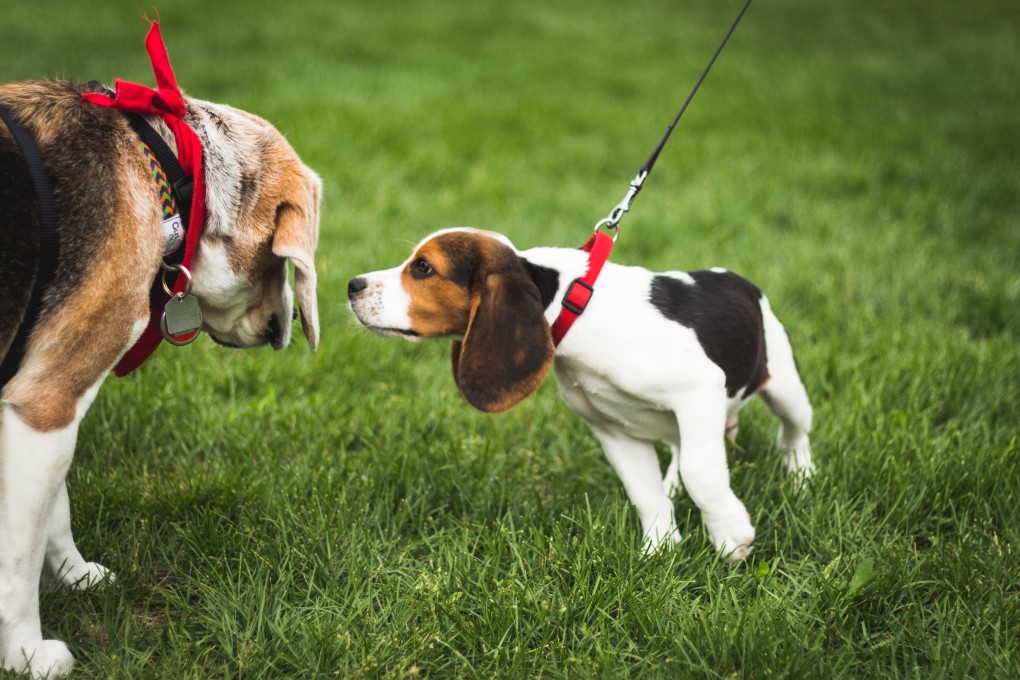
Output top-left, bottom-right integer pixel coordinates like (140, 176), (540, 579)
(596, 170), (647, 239)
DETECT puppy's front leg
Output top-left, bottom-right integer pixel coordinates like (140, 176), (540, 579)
(590, 425), (680, 553)
(0, 404), (77, 679)
(672, 390), (755, 561)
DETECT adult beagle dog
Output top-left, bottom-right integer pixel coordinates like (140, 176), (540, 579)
(349, 228), (814, 560)
(0, 79), (320, 678)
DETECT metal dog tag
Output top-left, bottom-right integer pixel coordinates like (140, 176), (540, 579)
(163, 294), (202, 336)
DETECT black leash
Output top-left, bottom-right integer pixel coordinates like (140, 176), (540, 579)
(596, 0), (754, 236)
(0, 105), (62, 391)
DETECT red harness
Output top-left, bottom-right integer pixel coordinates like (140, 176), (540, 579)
(82, 21), (206, 376)
(550, 230), (614, 346)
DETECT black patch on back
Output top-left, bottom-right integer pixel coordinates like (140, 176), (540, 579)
(0, 128), (39, 359)
(523, 260), (560, 310)
(38, 83), (124, 310)
(1, 81), (143, 357)
(649, 271), (768, 398)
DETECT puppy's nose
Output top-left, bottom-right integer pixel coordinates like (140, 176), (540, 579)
(348, 277), (368, 299)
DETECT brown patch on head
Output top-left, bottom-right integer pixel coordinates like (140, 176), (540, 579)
(397, 231), (554, 413)
(399, 234), (479, 338)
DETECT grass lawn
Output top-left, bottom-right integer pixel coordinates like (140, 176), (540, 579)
(2, 0), (1018, 677)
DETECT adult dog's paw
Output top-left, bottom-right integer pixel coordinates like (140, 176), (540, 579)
(61, 561), (115, 591)
(4, 639), (75, 679)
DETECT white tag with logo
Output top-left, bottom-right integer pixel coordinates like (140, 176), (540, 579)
(162, 214), (185, 256)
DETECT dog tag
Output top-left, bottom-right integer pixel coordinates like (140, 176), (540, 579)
(163, 294), (202, 336)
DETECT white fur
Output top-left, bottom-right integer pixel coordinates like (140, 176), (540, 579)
(0, 378), (106, 679)
(347, 262), (416, 339)
(189, 240), (294, 349)
(0, 319), (142, 679)
(528, 245), (812, 557)
(353, 229), (814, 559)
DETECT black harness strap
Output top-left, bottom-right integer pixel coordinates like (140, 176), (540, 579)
(86, 82), (194, 237)
(123, 111), (194, 233)
(0, 105), (61, 390)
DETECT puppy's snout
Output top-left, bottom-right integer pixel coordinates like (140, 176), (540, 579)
(348, 277), (368, 299)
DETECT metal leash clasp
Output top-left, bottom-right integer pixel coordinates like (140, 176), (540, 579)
(594, 170), (647, 241)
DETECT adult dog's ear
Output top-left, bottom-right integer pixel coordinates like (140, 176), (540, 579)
(451, 254), (554, 413)
(272, 173), (321, 349)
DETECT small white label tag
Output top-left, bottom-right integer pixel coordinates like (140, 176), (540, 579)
(162, 214), (185, 256)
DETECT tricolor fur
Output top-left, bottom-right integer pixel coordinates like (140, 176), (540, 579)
(0, 79), (321, 678)
(349, 228), (814, 561)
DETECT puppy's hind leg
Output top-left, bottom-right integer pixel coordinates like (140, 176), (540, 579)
(759, 297), (814, 482)
(673, 388), (755, 561)
(662, 444), (683, 499)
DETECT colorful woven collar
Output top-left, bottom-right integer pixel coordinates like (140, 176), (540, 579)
(137, 138), (185, 256)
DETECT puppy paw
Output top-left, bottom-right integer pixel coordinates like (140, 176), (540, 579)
(4, 639), (75, 679)
(725, 414), (740, 442)
(706, 516), (756, 562)
(642, 523), (682, 555)
(783, 444), (815, 496)
(662, 473), (684, 500)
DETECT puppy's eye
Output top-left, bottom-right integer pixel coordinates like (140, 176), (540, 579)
(411, 258), (433, 279)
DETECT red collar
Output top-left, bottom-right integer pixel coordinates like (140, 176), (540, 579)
(550, 231), (614, 346)
(83, 21), (206, 376)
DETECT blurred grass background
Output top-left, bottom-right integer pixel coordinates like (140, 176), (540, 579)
(2, 0), (1018, 677)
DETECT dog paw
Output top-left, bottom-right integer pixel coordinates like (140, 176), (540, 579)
(61, 562), (115, 591)
(642, 523), (682, 555)
(662, 473), (684, 499)
(783, 445), (815, 496)
(725, 414), (740, 442)
(3, 639), (75, 679)
(706, 516), (756, 562)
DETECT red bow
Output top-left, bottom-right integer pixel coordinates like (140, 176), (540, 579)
(83, 21), (206, 376)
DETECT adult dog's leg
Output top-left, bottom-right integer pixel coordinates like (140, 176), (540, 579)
(40, 380), (110, 591)
(43, 481), (111, 591)
(0, 404), (78, 679)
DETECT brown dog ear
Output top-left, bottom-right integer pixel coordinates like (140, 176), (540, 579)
(272, 173), (321, 349)
(451, 256), (554, 413)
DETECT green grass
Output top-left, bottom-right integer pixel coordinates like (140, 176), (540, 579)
(3, 0), (1019, 677)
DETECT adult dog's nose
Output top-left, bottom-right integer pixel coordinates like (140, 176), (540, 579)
(266, 313), (285, 350)
(347, 277), (368, 299)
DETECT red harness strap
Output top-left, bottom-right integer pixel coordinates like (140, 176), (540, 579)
(82, 21), (206, 376)
(550, 230), (614, 346)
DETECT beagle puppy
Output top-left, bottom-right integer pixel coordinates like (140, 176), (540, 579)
(0, 80), (320, 678)
(349, 228), (814, 560)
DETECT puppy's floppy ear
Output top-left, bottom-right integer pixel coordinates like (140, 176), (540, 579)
(272, 173), (321, 349)
(451, 253), (554, 413)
